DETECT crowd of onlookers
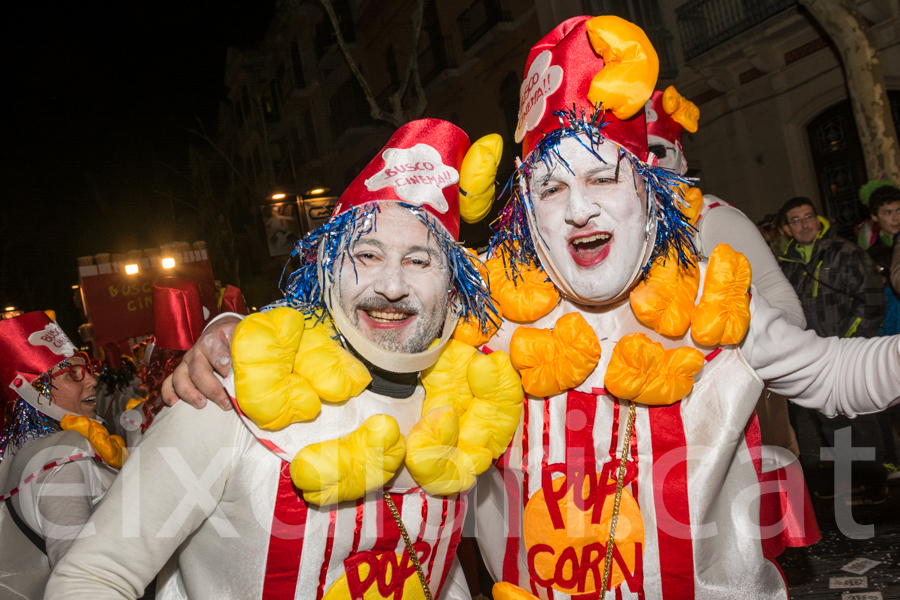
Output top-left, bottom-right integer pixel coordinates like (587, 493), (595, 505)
(758, 180), (900, 504)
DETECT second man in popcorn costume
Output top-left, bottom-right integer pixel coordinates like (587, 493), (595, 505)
(475, 15), (900, 600)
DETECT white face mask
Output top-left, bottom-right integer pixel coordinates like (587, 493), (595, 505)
(647, 134), (687, 175)
(525, 135), (655, 306)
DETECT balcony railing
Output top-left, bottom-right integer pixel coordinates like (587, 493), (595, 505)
(675, 0), (797, 61)
(458, 0), (512, 51)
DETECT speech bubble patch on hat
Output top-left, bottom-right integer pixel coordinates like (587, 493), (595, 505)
(364, 143), (459, 213)
(515, 50), (563, 143)
(28, 323), (77, 357)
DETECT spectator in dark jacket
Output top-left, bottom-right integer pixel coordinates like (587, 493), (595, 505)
(779, 197), (885, 339)
(778, 196), (890, 502)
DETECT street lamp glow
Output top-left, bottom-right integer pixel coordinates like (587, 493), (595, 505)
(307, 188), (326, 196)
(125, 264), (139, 275)
(71, 284), (79, 289)
(4, 306), (15, 311)
(271, 193), (287, 200)
(162, 257), (176, 269)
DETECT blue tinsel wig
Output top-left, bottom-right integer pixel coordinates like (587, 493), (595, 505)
(281, 202), (499, 334)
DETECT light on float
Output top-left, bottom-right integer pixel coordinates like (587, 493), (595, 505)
(71, 285), (79, 290)
(4, 306), (15, 311)
(162, 257), (176, 269)
(306, 188), (327, 196)
(125, 264), (139, 275)
(271, 193), (287, 200)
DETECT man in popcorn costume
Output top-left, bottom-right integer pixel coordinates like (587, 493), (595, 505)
(46, 119), (524, 599)
(0, 312), (126, 598)
(469, 15), (900, 600)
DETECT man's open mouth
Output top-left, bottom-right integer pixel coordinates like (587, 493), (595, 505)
(568, 232), (612, 267)
(359, 308), (415, 328)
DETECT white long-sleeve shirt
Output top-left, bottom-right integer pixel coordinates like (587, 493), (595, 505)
(45, 385), (471, 600)
(0, 430), (117, 599)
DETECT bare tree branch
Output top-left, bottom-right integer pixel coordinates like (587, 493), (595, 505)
(318, 0), (427, 127)
(153, 190), (216, 226)
(318, 0), (400, 126)
(389, 0), (428, 119)
(189, 118), (254, 195)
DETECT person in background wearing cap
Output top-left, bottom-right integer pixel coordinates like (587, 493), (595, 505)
(647, 85), (817, 543)
(473, 14), (897, 599)
(47, 119), (523, 600)
(0, 312), (126, 599)
(119, 277), (209, 446)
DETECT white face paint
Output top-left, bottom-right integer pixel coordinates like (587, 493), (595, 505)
(647, 134), (687, 175)
(528, 135), (649, 304)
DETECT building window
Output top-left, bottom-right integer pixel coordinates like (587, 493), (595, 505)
(291, 41), (306, 88)
(240, 88), (252, 123)
(253, 146), (264, 186)
(233, 98), (244, 128)
(277, 64), (292, 99)
(806, 100), (868, 238)
(499, 71), (520, 143)
(292, 126), (307, 165)
(386, 45), (399, 85)
(330, 77), (373, 140)
(262, 82), (281, 123)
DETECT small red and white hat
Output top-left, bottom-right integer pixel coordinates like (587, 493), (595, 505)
(0, 311), (78, 423)
(332, 118), (471, 240)
(645, 85), (699, 151)
(515, 15), (660, 161)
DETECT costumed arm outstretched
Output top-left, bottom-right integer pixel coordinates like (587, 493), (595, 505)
(742, 291), (900, 417)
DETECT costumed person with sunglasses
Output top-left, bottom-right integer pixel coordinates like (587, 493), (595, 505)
(0, 312), (127, 599)
(119, 277), (208, 446)
(645, 86), (819, 549)
(466, 15), (899, 599)
(46, 120), (524, 600)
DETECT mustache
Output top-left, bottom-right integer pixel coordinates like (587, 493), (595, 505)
(353, 297), (420, 315)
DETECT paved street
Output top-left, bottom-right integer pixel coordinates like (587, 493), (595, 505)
(780, 407), (900, 599)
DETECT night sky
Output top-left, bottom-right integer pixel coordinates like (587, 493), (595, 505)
(2, 1), (275, 335)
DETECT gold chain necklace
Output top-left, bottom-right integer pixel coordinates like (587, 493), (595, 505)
(599, 401), (637, 596)
(383, 490), (434, 600)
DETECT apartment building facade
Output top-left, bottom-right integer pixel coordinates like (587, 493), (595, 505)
(194, 0), (900, 301)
